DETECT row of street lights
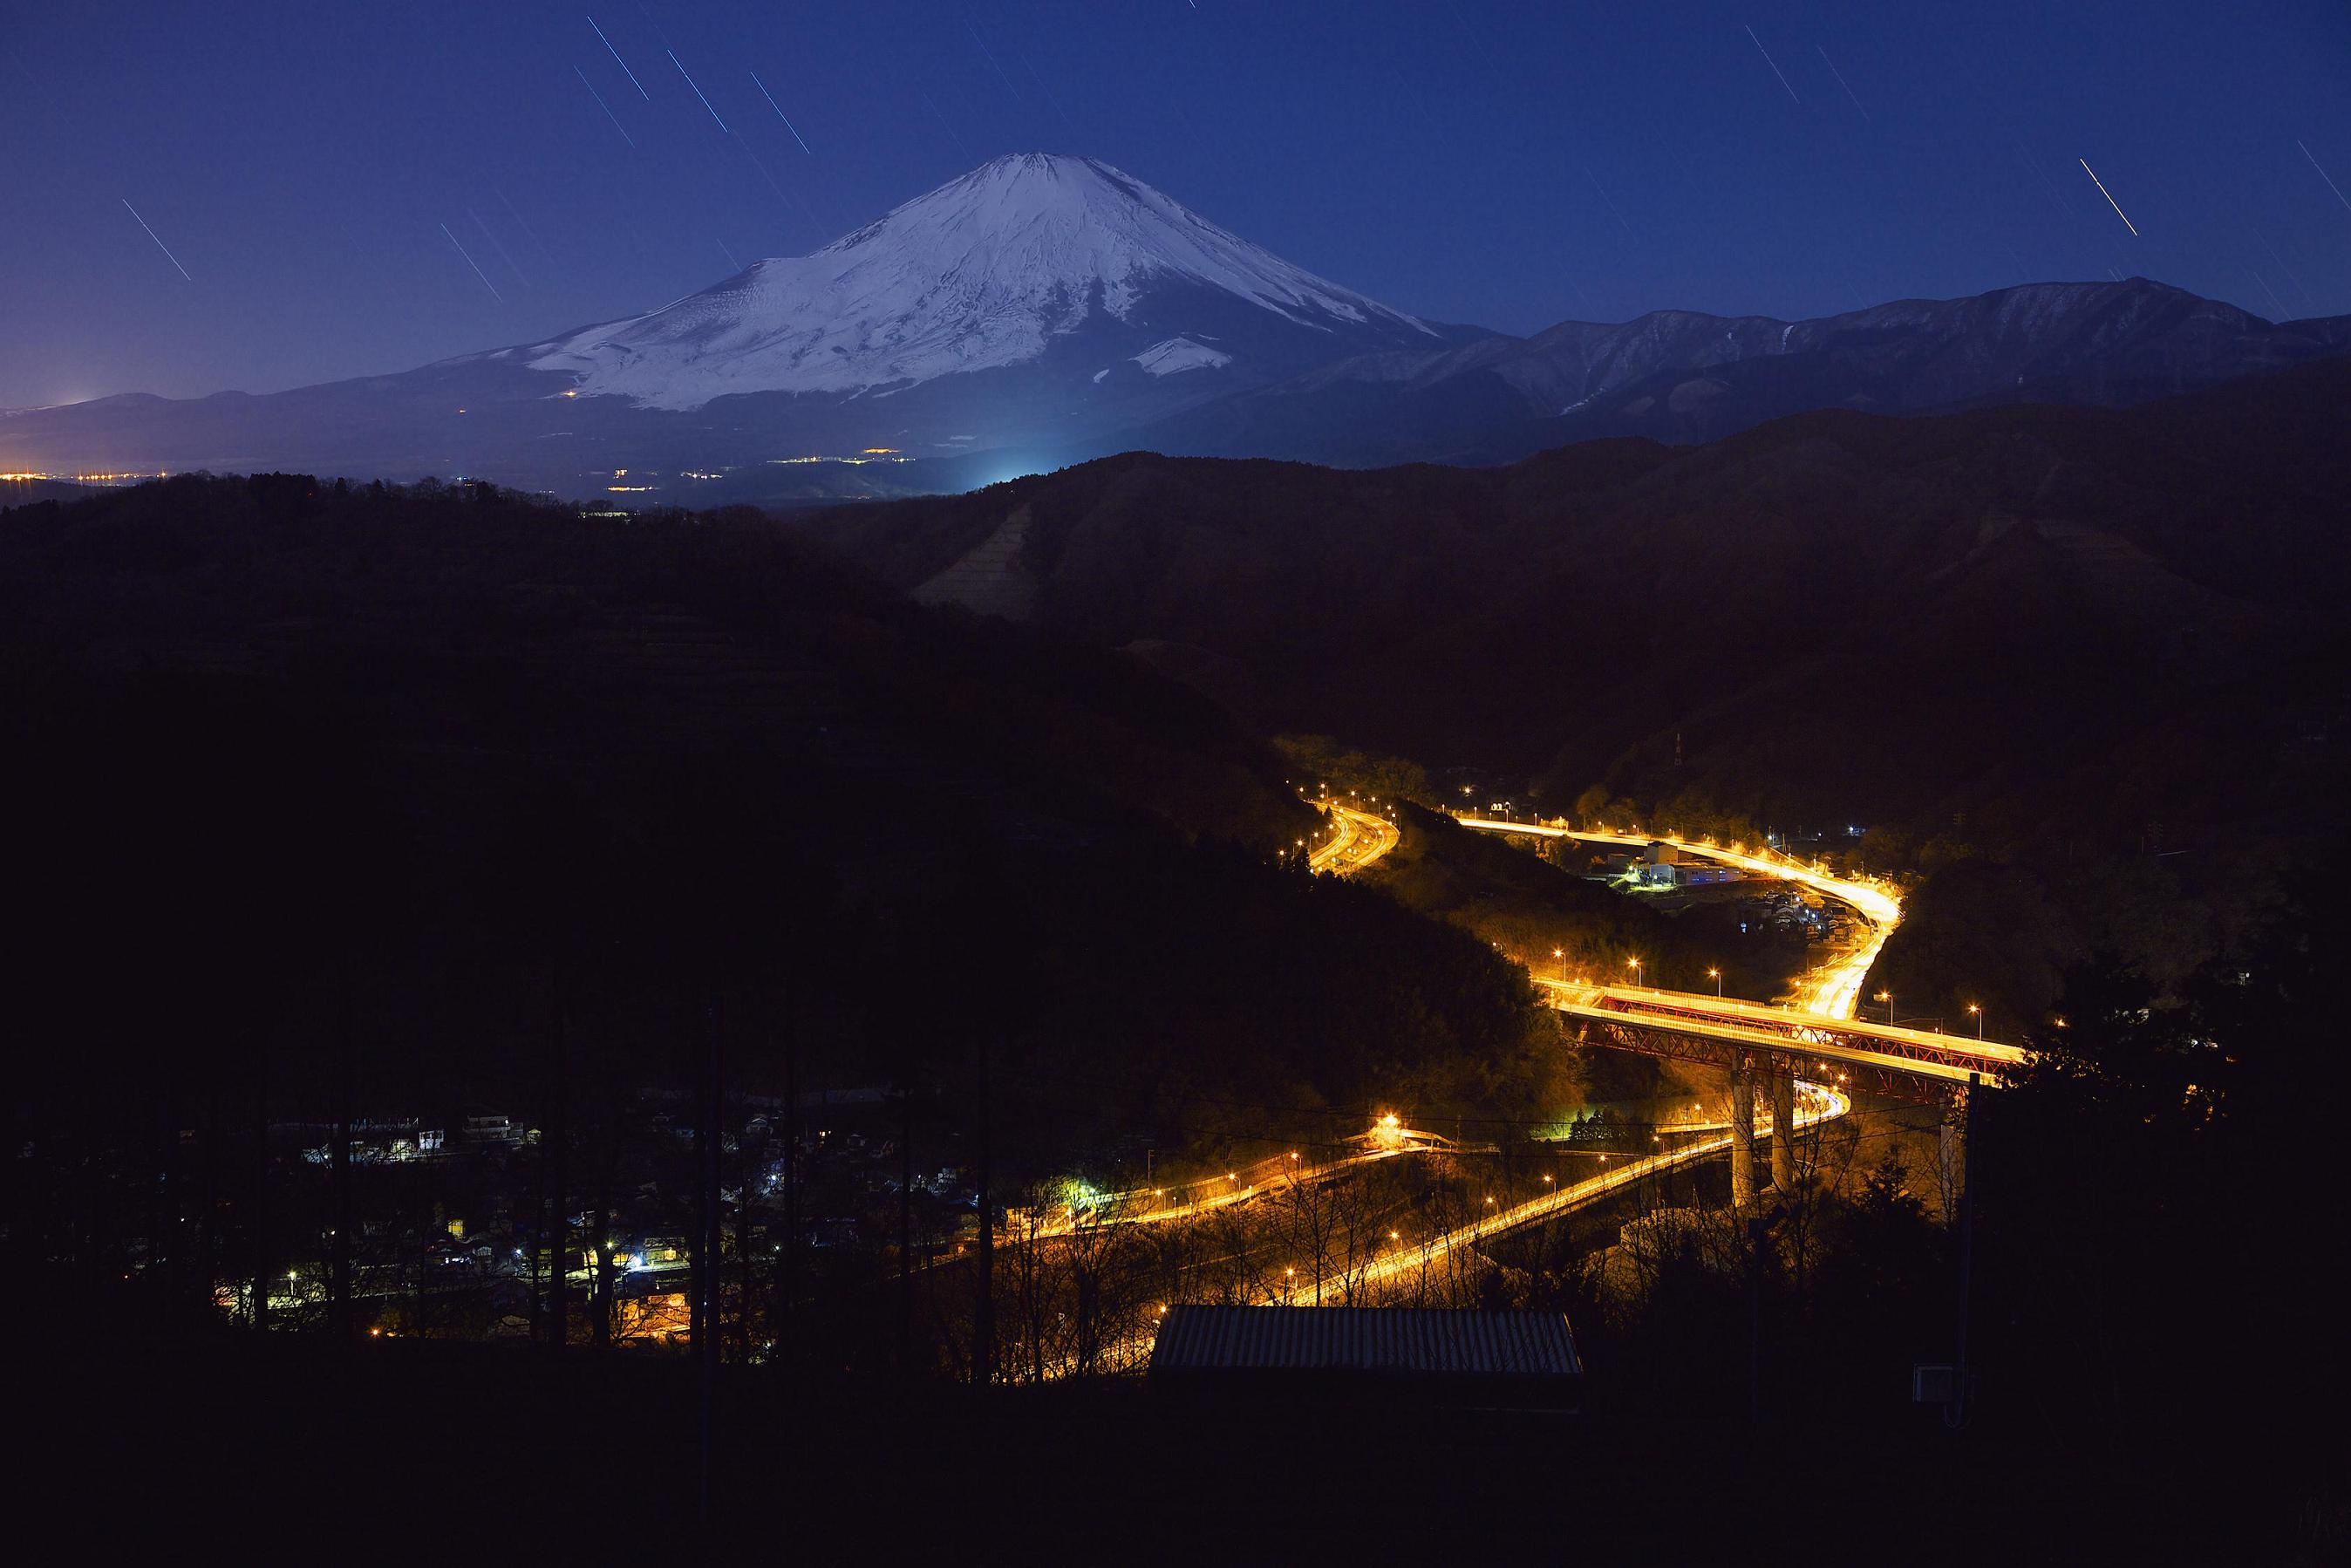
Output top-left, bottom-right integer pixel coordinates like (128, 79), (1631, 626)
(1874, 988), (1989, 1037)
(1551, 950), (1726, 996)
(1545, 950), (1994, 1040)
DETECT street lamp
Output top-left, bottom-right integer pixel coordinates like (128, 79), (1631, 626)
(1626, 955), (1644, 990)
(1707, 966), (1723, 998)
(1876, 989), (1895, 1024)
(1553, 946), (1566, 983)
(1966, 1003), (1984, 1040)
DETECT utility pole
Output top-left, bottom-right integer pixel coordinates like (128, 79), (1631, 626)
(251, 1043), (269, 1334)
(696, 992), (722, 1529)
(592, 1145), (615, 1353)
(333, 969), (353, 1343)
(898, 1084), (915, 1372)
(735, 1081), (753, 1365)
(544, 969), (569, 1352)
(151, 1087), (174, 1341)
(200, 1087), (219, 1332)
(1947, 1073), (1979, 1431)
(974, 1036), (994, 1388)
(779, 979), (799, 1367)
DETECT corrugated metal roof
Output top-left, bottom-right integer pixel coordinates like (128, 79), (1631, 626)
(1149, 1306), (1580, 1379)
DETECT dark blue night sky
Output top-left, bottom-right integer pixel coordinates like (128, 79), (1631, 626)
(6, 0), (2348, 406)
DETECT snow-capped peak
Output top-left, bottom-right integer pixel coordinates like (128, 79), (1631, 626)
(528, 153), (1434, 410)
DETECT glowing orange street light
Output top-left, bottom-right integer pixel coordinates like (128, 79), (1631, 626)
(1626, 955), (1644, 989)
(1875, 989), (1895, 1024)
(1966, 1003), (1985, 1040)
(1707, 966), (1723, 998)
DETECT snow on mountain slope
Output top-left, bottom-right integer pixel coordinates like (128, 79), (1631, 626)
(1133, 337), (1233, 376)
(528, 153), (1433, 410)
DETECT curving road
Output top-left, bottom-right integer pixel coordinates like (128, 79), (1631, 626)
(1455, 816), (1901, 1019)
(1094, 802), (1905, 1330)
(1307, 798), (1401, 874)
(1016, 1124), (1452, 1239)
(1273, 1081), (1852, 1302)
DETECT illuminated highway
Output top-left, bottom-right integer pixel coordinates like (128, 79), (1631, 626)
(1017, 1118), (1448, 1239)
(1054, 797), (1986, 1364)
(1272, 1081), (1852, 1303)
(1540, 979), (2025, 1086)
(1439, 815), (2034, 1087)
(1455, 816), (1901, 1019)
(1307, 797), (1400, 874)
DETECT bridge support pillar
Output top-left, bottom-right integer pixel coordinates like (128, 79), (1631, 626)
(1768, 1065), (1796, 1192)
(1728, 1059), (1757, 1210)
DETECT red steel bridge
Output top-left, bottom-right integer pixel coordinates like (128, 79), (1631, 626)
(1539, 980), (2024, 1101)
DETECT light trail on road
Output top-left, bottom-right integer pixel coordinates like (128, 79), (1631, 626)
(1273, 1082), (1851, 1302)
(1018, 1127), (1449, 1240)
(1454, 817), (1900, 1020)
(1308, 798), (1400, 874)
(1539, 979), (2023, 1084)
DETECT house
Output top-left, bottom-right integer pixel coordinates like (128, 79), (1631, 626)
(1148, 1306), (1582, 1410)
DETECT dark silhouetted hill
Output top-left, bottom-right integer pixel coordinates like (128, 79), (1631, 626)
(806, 355), (2351, 860)
(0, 474), (1561, 1149)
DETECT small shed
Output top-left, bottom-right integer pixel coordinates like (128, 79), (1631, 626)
(1148, 1306), (1582, 1410)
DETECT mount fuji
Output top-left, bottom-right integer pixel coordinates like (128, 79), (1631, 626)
(528, 153), (1441, 408)
(5, 153), (2345, 503)
(0, 154), (1468, 501)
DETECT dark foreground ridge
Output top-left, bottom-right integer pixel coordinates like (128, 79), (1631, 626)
(38, 1334), (2326, 1560)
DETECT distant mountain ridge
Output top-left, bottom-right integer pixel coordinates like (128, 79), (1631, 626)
(1137, 278), (2351, 466)
(0, 151), (2342, 499)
